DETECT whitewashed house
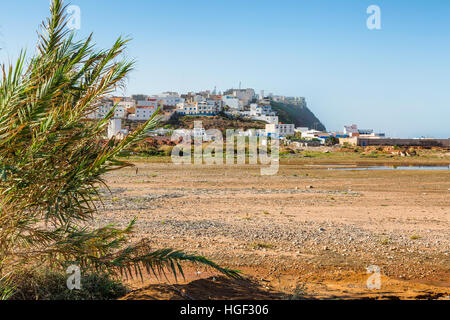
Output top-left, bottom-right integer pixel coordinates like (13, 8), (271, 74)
(107, 118), (124, 139)
(128, 106), (158, 121)
(266, 123), (295, 137)
(176, 101), (220, 116)
(150, 93), (184, 106)
(222, 95), (242, 111)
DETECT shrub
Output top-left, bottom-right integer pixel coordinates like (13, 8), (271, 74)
(325, 136), (339, 146)
(159, 145), (174, 157)
(250, 243), (273, 250)
(0, 0), (239, 299)
(9, 269), (127, 300)
(0, 274), (15, 300)
(283, 283), (308, 300)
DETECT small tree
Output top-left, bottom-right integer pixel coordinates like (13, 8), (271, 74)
(288, 131), (302, 142)
(0, 0), (239, 295)
(325, 136), (339, 146)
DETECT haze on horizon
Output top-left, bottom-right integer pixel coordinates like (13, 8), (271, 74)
(1, 0), (449, 138)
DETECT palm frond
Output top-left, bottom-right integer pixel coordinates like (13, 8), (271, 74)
(0, 0), (239, 290)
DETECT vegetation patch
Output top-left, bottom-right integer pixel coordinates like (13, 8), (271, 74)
(250, 243), (274, 250)
(7, 270), (127, 301)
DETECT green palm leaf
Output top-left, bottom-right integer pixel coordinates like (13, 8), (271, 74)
(0, 0), (240, 295)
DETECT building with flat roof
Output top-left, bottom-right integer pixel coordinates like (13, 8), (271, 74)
(266, 123), (295, 137)
(176, 101), (221, 116)
(222, 95), (242, 111)
(128, 105), (158, 121)
(339, 137), (450, 147)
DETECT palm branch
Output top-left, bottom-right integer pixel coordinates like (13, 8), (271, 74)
(0, 0), (240, 289)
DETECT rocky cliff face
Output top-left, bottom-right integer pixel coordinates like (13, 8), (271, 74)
(270, 101), (326, 131)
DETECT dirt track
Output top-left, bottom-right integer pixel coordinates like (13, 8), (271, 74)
(96, 160), (449, 300)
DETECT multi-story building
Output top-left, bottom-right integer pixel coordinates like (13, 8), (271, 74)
(344, 124), (374, 137)
(176, 100), (221, 116)
(343, 124), (386, 138)
(87, 96), (134, 119)
(258, 115), (279, 124)
(117, 100), (135, 110)
(301, 129), (324, 140)
(284, 96), (306, 106)
(89, 104), (127, 119)
(108, 118), (122, 139)
(222, 95), (242, 111)
(249, 104), (275, 117)
(266, 123), (295, 137)
(271, 96), (286, 102)
(247, 103), (277, 124)
(128, 106), (158, 121)
(223, 88), (255, 106)
(137, 99), (160, 108)
(150, 93), (184, 107)
(295, 127), (310, 134)
(198, 101), (220, 115)
(113, 96), (135, 108)
(207, 98), (223, 111)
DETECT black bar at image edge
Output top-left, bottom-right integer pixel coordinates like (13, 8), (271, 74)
(1, 300), (447, 318)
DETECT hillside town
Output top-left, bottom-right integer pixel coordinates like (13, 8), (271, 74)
(89, 88), (450, 149)
(89, 88), (300, 138)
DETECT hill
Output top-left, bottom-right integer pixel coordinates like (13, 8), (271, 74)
(270, 101), (326, 131)
(164, 114), (267, 132)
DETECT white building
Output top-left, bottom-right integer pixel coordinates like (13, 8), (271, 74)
(271, 95), (286, 102)
(301, 129), (325, 140)
(294, 127), (310, 134)
(233, 128), (267, 137)
(87, 97), (133, 119)
(247, 103), (277, 124)
(250, 103), (275, 117)
(176, 101), (220, 116)
(343, 124), (358, 136)
(91, 104), (126, 119)
(108, 118), (122, 139)
(150, 93), (184, 106)
(194, 95), (206, 103)
(117, 100), (135, 110)
(222, 95), (242, 111)
(344, 124), (374, 137)
(128, 98), (166, 120)
(137, 100), (160, 108)
(174, 127), (214, 142)
(266, 123), (295, 137)
(226, 88), (255, 106)
(197, 101), (220, 115)
(258, 115), (279, 124)
(192, 127), (206, 139)
(129, 106), (158, 121)
(239, 111), (251, 118)
(206, 98), (223, 109)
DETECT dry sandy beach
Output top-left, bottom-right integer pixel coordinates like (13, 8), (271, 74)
(94, 159), (449, 300)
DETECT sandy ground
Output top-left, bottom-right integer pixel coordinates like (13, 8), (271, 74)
(95, 160), (449, 300)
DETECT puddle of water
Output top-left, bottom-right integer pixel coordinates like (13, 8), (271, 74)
(330, 165), (450, 171)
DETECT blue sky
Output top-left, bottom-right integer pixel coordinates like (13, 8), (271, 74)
(1, 0), (449, 137)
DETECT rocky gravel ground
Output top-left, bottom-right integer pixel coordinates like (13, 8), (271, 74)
(93, 162), (449, 299)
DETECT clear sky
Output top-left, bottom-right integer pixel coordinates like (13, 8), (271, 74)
(1, 0), (449, 137)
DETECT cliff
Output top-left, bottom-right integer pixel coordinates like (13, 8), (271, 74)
(270, 101), (326, 131)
